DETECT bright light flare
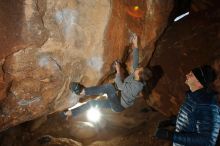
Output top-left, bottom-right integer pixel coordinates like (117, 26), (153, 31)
(86, 107), (101, 122)
(134, 6), (139, 11)
(174, 12), (189, 22)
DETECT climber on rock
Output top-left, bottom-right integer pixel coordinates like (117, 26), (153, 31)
(63, 34), (153, 117)
(155, 65), (220, 146)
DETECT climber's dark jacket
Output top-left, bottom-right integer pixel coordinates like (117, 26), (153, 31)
(173, 88), (220, 146)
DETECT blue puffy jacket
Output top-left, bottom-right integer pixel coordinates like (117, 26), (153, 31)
(173, 88), (220, 146)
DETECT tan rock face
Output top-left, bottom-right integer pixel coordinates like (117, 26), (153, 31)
(0, 0), (174, 132)
(0, 0), (111, 131)
(103, 0), (173, 75)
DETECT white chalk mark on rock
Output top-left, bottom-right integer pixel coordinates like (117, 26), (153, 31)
(87, 57), (103, 71)
(18, 96), (41, 106)
(55, 9), (78, 40)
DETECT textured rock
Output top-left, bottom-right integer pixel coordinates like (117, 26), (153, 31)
(0, 0), (111, 131)
(4, 98), (167, 146)
(31, 114), (98, 140)
(0, 0), (174, 132)
(28, 98), (151, 140)
(103, 0), (173, 75)
(30, 135), (82, 146)
(88, 113), (170, 146)
(149, 8), (220, 116)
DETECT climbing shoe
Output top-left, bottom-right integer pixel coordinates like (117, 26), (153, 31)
(69, 82), (84, 95)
